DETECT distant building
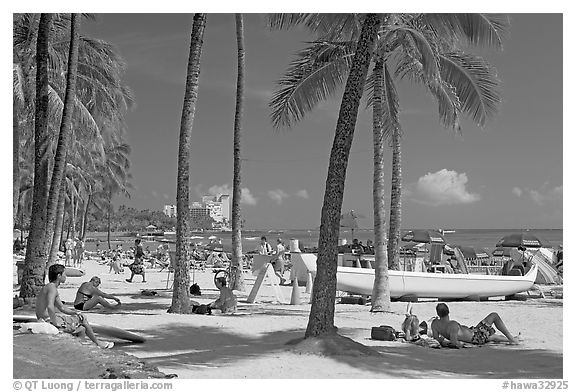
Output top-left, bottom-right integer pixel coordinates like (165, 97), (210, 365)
(163, 204), (177, 218)
(164, 194), (230, 228)
(201, 194), (230, 225)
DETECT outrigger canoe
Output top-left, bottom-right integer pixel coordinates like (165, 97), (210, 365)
(291, 253), (538, 300)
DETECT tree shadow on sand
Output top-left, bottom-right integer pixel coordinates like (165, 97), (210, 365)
(115, 321), (562, 379)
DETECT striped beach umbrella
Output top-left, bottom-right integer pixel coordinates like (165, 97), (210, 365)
(495, 233), (544, 248)
(401, 230), (446, 245)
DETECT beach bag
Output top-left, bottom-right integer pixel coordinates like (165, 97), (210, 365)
(192, 304), (212, 315)
(190, 283), (202, 296)
(371, 325), (397, 341)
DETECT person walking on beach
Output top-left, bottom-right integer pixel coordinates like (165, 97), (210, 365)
(271, 238), (287, 285)
(65, 238), (74, 266)
(431, 303), (520, 348)
(35, 264), (114, 349)
(126, 238), (146, 283)
(75, 238), (85, 267)
(74, 276), (121, 311)
(256, 236), (272, 255)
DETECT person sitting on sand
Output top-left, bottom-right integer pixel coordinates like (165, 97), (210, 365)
(209, 276), (237, 314)
(36, 264), (114, 349)
(431, 303), (519, 348)
(74, 276), (121, 311)
(126, 238), (146, 283)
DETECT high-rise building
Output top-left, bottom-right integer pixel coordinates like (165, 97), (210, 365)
(163, 204), (177, 217)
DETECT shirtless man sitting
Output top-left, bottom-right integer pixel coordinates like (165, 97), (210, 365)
(36, 264), (114, 349)
(431, 303), (520, 348)
(74, 276), (121, 311)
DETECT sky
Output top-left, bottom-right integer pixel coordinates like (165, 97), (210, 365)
(9, 12), (565, 230)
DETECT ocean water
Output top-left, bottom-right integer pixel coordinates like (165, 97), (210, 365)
(82, 228), (562, 254)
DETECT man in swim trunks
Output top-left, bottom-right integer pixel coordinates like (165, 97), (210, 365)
(126, 239), (146, 283)
(431, 303), (520, 348)
(36, 264), (114, 349)
(74, 276), (121, 311)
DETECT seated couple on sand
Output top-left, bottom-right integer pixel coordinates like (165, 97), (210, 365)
(36, 264), (114, 349)
(430, 303), (520, 348)
(74, 276), (121, 311)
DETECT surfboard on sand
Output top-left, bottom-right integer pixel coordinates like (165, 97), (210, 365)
(65, 267), (85, 277)
(13, 314), (146, 343)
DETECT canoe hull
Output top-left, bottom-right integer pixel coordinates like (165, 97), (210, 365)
(291, 253), (538, 299)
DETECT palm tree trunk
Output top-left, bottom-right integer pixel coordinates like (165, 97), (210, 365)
(305, 13), (381, 338)
(48, 183), (66, 267)
(370, 58), (391, 312)
(20, 13), (53, 299)
(107, 195), (112, 250)
(13, 100), (21, 223)
(387, 126), (402, 270)
(170, 13), (207, 314)
(81, 193), (92, 240)
(45, 13), (81, 257)
(230, 13), (245, 291)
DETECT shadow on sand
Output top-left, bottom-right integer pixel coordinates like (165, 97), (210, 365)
(117, 321), (562, 379)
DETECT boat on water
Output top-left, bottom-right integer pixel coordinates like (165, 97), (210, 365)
(291, 253), (538, 300)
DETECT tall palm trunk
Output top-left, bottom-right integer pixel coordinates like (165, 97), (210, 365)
(305, 14), (381, 338)
(387, 127), (402, 269)
(13, 14), (41, 224)
(230, 13), (245, 291)
(107, 194), (112, 250)
(13, 100), (21, 223)
(45, 13), (80, 256)
(48, 183), (66, 267)
(370, 58), (391, 311)
(169, 13), (207, 314)
(81, 193), (92, 240)
(20, 13), (53, 299)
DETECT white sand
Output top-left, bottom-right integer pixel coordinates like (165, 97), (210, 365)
(13, 256), (563, 378)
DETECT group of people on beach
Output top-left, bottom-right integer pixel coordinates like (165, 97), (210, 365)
(64, 237), (85, 268)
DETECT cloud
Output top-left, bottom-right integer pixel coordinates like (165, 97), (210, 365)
(511, 184), (562, 205)
(295, 189), (309, 199)
(412, 169), (480, 206)
(240, 188), (258, 206)
(162, 193), (170, 200)
(529, 185), (562, 205)
(151, 190), (158, 198)
(208, 184), (257, 205)
(268, 189), (290, 204)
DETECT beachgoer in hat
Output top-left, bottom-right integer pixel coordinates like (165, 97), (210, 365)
(74, 276), (121, 311)
(431, 303), (519, 348)
(35, 264), (114, 349)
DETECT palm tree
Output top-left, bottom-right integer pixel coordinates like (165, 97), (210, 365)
(44, 13), (80, 264)
(270, 14), (508, 313)
(20, 13), (53, 299)
(306, 13), (381, 337)
(169, 13), (207, 314)
(230, 13), (245, 291)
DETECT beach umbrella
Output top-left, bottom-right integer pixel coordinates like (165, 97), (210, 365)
(495, 233), (544, 248)
(340, 210), (365, 239)
(146, 224), (157, 230)
(401, 230), (446, 245)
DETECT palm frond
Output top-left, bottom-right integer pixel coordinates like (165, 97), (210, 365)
(382, 62), (402, 141)
(385, 25), (440, 81)
(270, 40), (356, 128)
(422, 14), (510, 50)
(439, 51), (501, 127)
(268, 13), (360, 41)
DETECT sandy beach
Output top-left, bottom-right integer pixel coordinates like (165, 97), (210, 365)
(13, 255), (563, 379)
